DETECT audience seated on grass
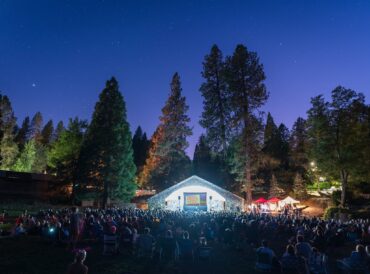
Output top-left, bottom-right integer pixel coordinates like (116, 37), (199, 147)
(2, 206), (370, 273)
(337, 244), (369, 273)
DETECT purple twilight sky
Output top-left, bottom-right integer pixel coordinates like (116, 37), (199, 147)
(1, 0), (369, 157)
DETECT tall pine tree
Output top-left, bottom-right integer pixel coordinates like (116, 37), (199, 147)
(289, 117), (309, 174)
(139, 73), (192, 190)
(41, 119), (54, 146)
(132, 126), (149, 173)
(28, 112), (43, 142)
(225, 44), (268, 203)
(193, 134), (217, 183)
(78, 78), (137, 207)
(52, 121), (65, 142)
(199, 45), (230, 156)
(0, 95), (18, 169)
(15, 116), (30, 149)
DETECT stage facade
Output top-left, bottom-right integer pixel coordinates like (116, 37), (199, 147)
(148, 175), (244, 212)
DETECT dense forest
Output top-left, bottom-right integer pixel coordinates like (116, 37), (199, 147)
(1, 44), (369, 207)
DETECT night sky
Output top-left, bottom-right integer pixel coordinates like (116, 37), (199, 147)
(1, 0), (370, 157)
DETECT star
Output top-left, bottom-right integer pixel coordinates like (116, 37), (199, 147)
(32, 83), (36, 87)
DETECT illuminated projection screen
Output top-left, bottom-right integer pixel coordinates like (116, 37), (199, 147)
(183, 192), (207, 211)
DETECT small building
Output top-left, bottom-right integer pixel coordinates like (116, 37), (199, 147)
(148, 175), (244, 212)
(0, 170), (56, 201)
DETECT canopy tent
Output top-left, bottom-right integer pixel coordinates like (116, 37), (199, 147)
(267, 197), (280, 203)
(279, 196), (300, 206)
(254, 198), (267, 204)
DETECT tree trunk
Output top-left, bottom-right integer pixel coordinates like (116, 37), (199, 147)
(340, 170), (348, 207)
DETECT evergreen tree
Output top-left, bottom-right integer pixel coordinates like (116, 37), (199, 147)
(193, 134), (217, 183)
(132, 126), (149, 172)
(28, 112), (43, 142)
(78, 78), (136, 207)
(289, 117), (309, 174)
(277, 123), (290, 168)
(48, 118), (87, 202)
(41, 119), (54, 145)
(139, 73), (192, 190)
(13, 139), (37, 172)
(15, 116), (30, 149)
(293, 172), (307, 200)
(32, 143), (47, 173)
(263, 112), (278, 153)
(224, 44), (268, 203)
(52, 121), (65, 142)
(262, 114), (289, 166)
(0, 95), (18, 169)
(199, 45), (230, 156)
(268, 173), (284, 198)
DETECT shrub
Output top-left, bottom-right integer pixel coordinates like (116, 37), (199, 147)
(323, 206), (350, 220)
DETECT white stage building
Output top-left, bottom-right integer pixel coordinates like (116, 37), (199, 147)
(148, 175), (244, 212)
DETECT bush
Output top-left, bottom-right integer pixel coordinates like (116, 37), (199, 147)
(323, 206), (350, 220)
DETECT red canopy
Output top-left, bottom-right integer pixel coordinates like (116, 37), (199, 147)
(267, 197), (280, 203)
(254, 198), (267, 203)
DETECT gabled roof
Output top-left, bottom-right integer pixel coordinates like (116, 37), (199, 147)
(148, 175), (244, 203)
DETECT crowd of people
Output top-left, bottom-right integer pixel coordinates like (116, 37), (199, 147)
(1, 207), (370, 273)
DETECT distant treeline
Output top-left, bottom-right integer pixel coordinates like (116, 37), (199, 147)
(1, 44), (369, 207)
